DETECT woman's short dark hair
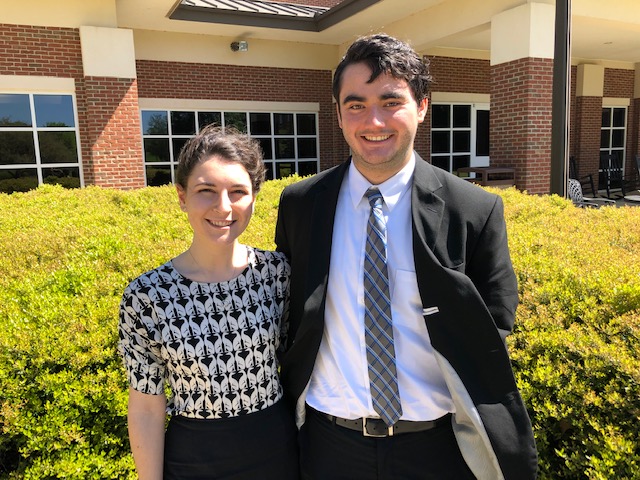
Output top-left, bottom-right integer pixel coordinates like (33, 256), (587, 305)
(175, 125), (266, 194)
(332, 33), (432, 106)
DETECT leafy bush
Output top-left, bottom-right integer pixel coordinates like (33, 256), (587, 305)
(499, 188), (640, 479)
(0, 182), (638, 478)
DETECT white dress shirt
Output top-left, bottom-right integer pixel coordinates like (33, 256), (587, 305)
(306, 155), (454, 421)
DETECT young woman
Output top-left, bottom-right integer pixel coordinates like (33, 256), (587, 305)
(118, 125), (298, 479)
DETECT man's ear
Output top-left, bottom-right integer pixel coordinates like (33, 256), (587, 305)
(417, 98), (428, 123)
(336, 102), (343, 129)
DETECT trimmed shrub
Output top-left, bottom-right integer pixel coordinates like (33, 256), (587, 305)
(0, 182), (638, 478)
(499, 188), (640, 479)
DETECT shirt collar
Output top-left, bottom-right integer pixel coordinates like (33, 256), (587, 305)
(348, 153), (415, 212)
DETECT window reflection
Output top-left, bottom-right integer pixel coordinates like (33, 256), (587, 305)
(0, 94), (32, 127)
(34, 95), (75, 127)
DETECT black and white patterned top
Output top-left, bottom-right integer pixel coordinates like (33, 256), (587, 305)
(118, 247), (290, 419)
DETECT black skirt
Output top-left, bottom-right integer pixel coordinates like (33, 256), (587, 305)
(163, 400), (299, 479)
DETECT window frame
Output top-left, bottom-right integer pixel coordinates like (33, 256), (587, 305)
(0, 92), (83, 191)
(140, 107), (320, 186)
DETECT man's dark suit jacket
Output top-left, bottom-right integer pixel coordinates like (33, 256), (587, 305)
(275, 155), (538, 479)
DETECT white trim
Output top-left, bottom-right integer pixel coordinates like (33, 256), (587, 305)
(431, 92), (490, 104)
(138, 98), (319, 112)
(0, 75), (75, 93)
(602, 97), (631, 107)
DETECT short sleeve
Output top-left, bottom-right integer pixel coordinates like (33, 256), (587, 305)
(118, 286), (166, 395)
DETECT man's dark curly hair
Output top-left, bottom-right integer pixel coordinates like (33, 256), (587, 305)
(332, 33), (432, 106)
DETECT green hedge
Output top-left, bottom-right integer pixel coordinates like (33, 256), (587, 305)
(0, 182), (638, 479)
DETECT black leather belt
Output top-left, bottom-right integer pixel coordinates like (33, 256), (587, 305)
(310, 407), (451, 438)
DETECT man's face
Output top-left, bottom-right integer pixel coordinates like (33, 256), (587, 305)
(336, 62), (428, 184)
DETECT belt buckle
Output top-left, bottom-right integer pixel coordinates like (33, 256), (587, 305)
(362, 418), (394, 437)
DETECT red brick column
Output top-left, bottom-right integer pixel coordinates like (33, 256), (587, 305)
(573, 96), (602, 183)
(80, 77), (144, 189)
(490, 57), (553, 194)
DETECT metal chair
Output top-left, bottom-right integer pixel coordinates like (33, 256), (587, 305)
(567, 178), (616, 208)
(569, 156), (597, 197)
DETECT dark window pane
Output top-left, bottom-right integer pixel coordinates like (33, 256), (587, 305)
(264, 162), (275, 181)
(298, 161), (318, 177)
(431, 156), (449, 171)
(250, 113), (271, 135)
(171, 111), (196, 135)
(612, 149), (624, 163)
(275, 162), (294, 179)
(431, 104), (450, 129)
(275, 138), (295, 159)
(601, 109), (611, 128)
(296, 114), (316, 135)
(0, 94), (32, 127)
(257, 138), (273, 160)
(452, 105), (471, 128)
(600, 130), (610, 149)
(173, 138), (189, 162)
(34, 95), (75, 127)
(144, 138), (170, 163)
(198, 111), (221, 129)
(42, 167), (80, 188)
(274, 113), (294, 135)
(0, 131), (36, 164)
(224, 112), (247, 132)
(432, 131), (450, 154)
(142, 111), (168, 135)
(611, 129), (624, 148)
(476, 110), (490, 157)
(146, 165), (172, 186)
(38, 131), (78, 164)
(612, 108), (625, 128)
(452, 131), (470, 153)
(453, 155), (470, 171)
(297, 138), (317, 158)
(0, 168), (38, 193)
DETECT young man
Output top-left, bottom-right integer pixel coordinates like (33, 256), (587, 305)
(276, 34), (537, 479)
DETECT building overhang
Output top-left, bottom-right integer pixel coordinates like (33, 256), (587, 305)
(169, 0), (382, 32)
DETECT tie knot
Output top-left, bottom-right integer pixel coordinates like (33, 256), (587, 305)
(366, 187), (383, 208)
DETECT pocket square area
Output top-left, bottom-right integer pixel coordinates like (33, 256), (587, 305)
(422, 306), (440, 316)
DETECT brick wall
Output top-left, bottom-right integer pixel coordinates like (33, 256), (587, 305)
(429, 56), (491, 94)
(490, 57), (554, 194)
(604, 68), (634, 98)
(136, 60), (344, 170)
(574, 96), (602, 183)
(0, 24), (83, 78)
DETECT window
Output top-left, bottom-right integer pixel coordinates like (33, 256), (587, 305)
(599, 106), (627, 190)
(431, 104), (472, 173)
(141, 109), (319, 186)
(600, 106), (626, 163)
(0, 93), (81, 193)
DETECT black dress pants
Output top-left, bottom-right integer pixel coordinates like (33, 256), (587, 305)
(300, 406), (476, 480)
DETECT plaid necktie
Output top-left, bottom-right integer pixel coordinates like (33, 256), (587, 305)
(363, 187), (402, 426)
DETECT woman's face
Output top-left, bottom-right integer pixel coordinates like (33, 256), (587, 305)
(177, 155), (255, 248)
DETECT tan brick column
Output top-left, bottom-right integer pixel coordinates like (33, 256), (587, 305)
(79, 26), (144, 189)
(490, 3), (555, 194)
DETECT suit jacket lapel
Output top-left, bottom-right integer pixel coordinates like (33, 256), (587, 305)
(296, 161), (349, 339)
(411, 155), (445, 251)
